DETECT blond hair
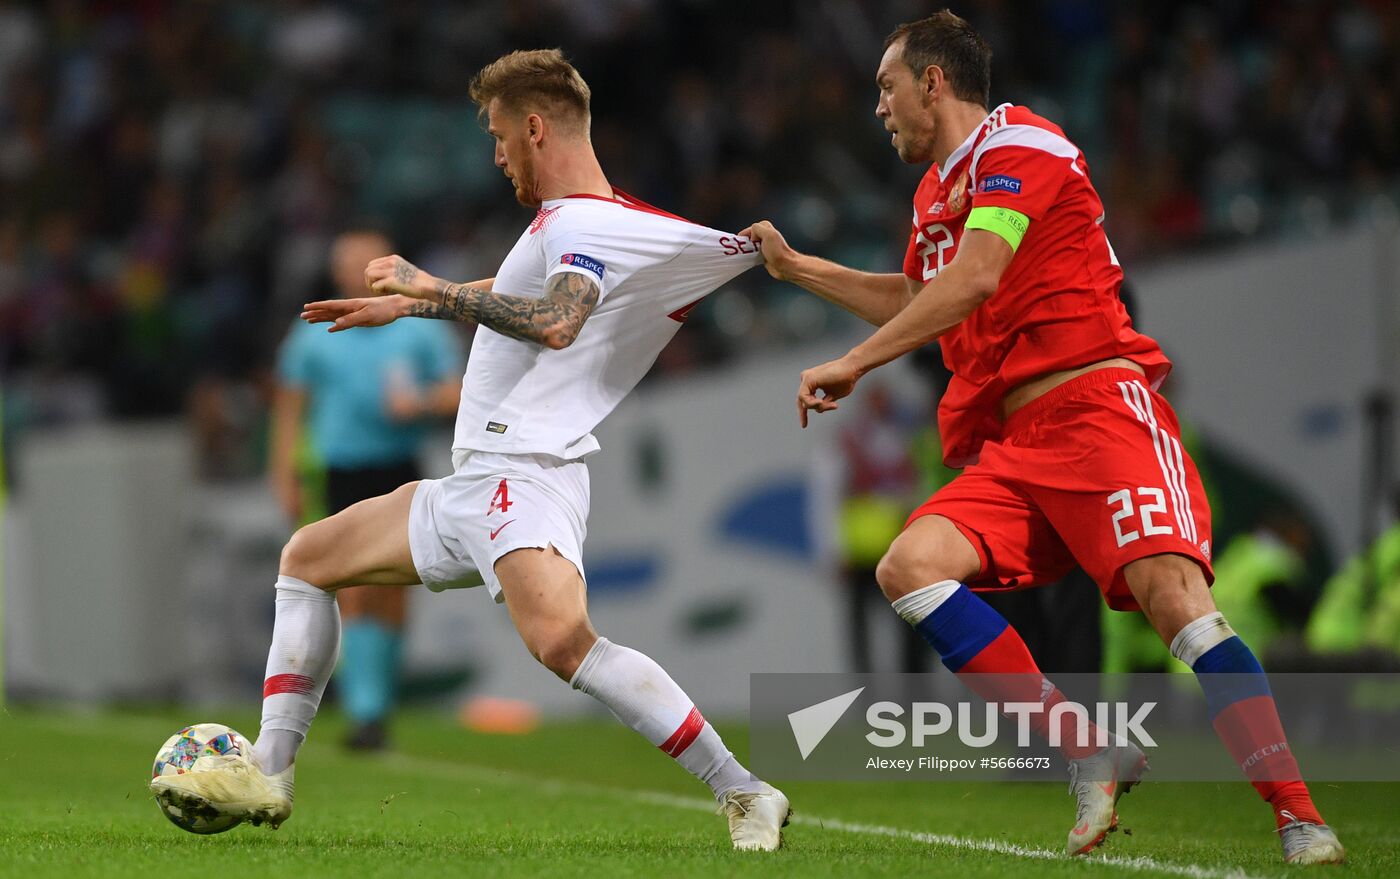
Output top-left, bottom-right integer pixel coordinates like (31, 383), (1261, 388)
(469, 49), (591, 135)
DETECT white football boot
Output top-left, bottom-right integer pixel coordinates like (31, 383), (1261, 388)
(1278, 811), (1346, 865)
(150, 753), (295, 829)
(1065, 740), (1148, 856)
(719, 783), (791, 851)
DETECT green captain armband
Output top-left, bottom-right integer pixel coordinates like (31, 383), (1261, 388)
(965, 206), (1030, 252)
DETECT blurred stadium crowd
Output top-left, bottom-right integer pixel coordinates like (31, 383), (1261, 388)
(0, 0), (1398, 469)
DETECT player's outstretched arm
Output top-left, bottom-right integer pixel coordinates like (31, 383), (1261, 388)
(741, 220), (913, 326)
(301, 295), (416, 331)
(794, 229), (1013, 427)
(365, 255), (597, 350)
(302, 276), (499, 332)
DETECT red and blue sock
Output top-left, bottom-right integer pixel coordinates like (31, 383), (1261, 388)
(893, 580), (1103, 760)
(1171, 612), (1322, 828)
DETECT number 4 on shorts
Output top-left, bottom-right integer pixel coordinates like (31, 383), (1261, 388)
(488, 478), (513, 515)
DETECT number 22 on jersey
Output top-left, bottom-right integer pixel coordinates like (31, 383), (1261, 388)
(916, 223), (955, 280)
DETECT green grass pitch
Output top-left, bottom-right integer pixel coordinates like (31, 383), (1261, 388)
(1, 705), (1395, 877)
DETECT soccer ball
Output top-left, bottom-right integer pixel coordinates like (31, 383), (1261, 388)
(151, 723), (251, 834)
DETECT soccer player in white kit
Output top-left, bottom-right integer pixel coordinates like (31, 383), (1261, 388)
(150, 49), (791, 851)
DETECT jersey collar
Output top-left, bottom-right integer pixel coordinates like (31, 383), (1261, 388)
(544, 191), (621, 205)
(544, 189), (696, 224)
(938, 102), (1013, 182)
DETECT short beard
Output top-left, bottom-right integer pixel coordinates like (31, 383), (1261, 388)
(896, 129), (935, 165)
(512, 153), (542, 208)
(514, 180), (541, 208)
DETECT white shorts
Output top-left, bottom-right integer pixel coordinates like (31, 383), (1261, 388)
(409, 449), (590, 601)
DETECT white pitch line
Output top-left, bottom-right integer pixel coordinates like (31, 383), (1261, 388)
(378, 752), (1274, 879)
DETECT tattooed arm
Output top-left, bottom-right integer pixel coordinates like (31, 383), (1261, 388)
(305, 256), (600, 350)
(403, 271), (600, 349)
(301, 270), (495, 334)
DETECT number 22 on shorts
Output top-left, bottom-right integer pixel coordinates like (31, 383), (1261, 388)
(1107, 486), (1172, 547)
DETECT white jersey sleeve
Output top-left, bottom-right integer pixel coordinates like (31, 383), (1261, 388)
(539, 218), (624, 302)
(452, 194), (761, 460)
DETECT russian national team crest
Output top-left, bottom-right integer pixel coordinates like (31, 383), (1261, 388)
(948, 172), (970, 214)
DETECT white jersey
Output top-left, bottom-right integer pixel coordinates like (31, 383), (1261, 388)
(453, 191), (763, 459)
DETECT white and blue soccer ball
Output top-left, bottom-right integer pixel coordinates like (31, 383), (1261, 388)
(151, 722), (251, 834)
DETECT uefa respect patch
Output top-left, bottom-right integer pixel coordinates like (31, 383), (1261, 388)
(560, 253), (606, 280)
(977, 175), (1022, 195)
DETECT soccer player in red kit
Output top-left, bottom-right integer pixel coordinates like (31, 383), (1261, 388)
(743, 10), (1344, 866)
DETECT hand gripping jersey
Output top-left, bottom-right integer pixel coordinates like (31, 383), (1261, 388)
(454, 191), (762, 459)
(902, 104), (1171, 466)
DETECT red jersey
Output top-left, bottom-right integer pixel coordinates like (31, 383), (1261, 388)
(902, 103), (1171, 466)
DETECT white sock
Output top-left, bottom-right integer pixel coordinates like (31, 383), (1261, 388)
(253, 575), (341, 773)
(890, 579), (963, 625)
(570, 637), (759, 799)
(1169, 611), (1235, 667)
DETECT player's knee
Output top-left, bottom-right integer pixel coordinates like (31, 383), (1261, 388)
(876, 532), (972, 602)
(876, 542), (935, 602)
(526, 621), (596, 680)
(279, 521), (335, 587)
(1124, 553), (1215, 639)
(875, 516), (981, 602)
(873, 552), (905, 600)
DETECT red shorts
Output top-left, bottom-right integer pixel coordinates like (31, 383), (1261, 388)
(908, 368), (1213, 611)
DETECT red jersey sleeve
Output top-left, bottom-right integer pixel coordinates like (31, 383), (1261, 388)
(969, 127), (1077, 222)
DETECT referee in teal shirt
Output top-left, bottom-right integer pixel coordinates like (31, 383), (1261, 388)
(271, 228), (463, 750)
